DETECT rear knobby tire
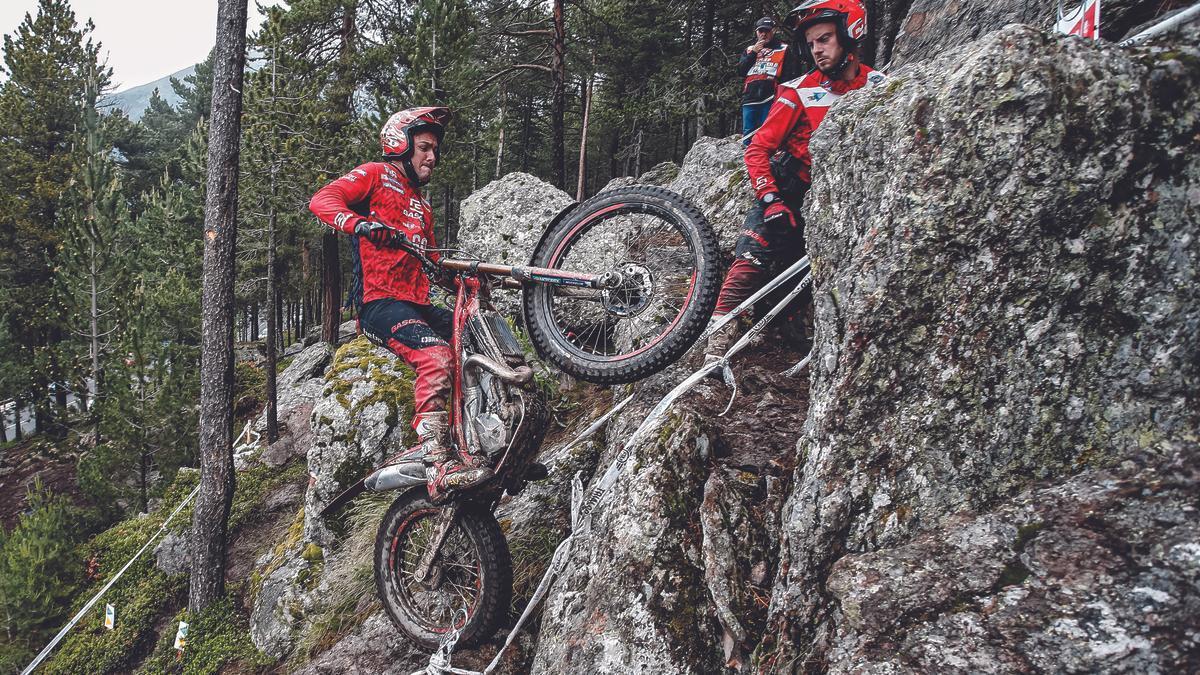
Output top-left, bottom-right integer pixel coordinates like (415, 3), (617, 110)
(374, 490), (511, 649)
(522, 185), (721, 384)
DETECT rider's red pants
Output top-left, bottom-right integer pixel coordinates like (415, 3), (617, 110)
(359, 298), (453, 428)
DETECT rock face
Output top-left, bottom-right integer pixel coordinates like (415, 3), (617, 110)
(875, 0), (1164, 69)
(763, 24), (1200, 669)
(305, 336), (415, 545)
(531, 405), (726, 674)
(292, 611), (425, 674)
(608, 135), (753, 253)
(256, 340), (332, 435)
(823, 451), (1200, 672)
(888, 0), (1055, 69)
(530, 345), (808, 674)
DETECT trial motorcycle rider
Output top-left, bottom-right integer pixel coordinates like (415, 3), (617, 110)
(309, 107), (493, 500)
(707, 0), (887, 359)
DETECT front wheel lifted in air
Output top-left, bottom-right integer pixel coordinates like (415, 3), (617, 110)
(522, 185), (721, 385)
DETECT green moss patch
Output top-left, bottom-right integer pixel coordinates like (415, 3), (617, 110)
(324, 337), (417, 442)
(138, 597), (271, 675)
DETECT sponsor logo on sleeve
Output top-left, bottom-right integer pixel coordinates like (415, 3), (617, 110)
(799, 87), (835, 107)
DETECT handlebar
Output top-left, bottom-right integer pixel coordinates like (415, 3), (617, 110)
(384, 226), (611, 291)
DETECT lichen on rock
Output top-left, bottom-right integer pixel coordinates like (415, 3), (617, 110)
(305, 336), (416, 546)
(763, 23), (1200, 670)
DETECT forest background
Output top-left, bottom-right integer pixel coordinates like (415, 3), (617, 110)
(0, 0), (792, 662)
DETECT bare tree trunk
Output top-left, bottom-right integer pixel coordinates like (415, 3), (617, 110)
(633, 126), (643, 177)
(576, 72), (593, 201)
(550, 0), (566, 188)
(189, 0), (248, 614)
(265, 176), (279, 444)
(322, 2), (356, 346)
(88, 237), (100, 410)
(696, 0), (715, 138)
(495, 88), (506, 179)
(321, 235), (341, 344)
(520, 96), (532, 173)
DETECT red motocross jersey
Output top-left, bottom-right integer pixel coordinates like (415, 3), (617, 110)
(745, 64), (886, 199)
(309, 162), (440, 306)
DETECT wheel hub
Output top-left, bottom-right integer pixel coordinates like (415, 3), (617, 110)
(601, 263), (654, 317)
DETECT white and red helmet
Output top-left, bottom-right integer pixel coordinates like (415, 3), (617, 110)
(785, 0), (868, 74)
(380, 106), (451, 159)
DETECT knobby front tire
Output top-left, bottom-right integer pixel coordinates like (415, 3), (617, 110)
(522, 185), (721, 384)
(374, 491), (511, 649)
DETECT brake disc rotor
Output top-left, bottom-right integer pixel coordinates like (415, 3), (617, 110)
(601, 263), (655, 317)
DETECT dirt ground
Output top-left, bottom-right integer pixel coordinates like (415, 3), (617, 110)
(0, 437), (86, 530)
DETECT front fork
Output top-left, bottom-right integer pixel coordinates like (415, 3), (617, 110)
(449, 276), (480, 465)
(414, 501), (463, 588)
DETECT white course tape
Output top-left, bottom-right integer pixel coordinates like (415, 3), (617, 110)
(22, 423), (258, 674)
(1119, 3), (1200, 46)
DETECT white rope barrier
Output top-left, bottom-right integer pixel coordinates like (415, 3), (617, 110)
(1119, 3), (1200, 46)
(21, 422), (259, 674)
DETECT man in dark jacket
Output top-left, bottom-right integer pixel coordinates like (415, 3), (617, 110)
(737, 16), (799, 146)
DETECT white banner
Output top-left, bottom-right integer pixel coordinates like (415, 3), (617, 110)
(173, 621), (189, 651)
(1057, 0), (1101, 39)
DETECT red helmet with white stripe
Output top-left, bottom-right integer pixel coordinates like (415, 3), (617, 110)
(380, 106), (451, 159)
(380, 106), (451, 185)
(785, 0), (868, 74)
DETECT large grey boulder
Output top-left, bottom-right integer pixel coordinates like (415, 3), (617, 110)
(153, 532), (190, 576)
(888, 1), (1055, 69)
(823, 449), (1200, 672)
(250, 540), (324, 659)
(458, 172), (574, 316)
(255, 340), (332, 435)
(305, 336), (415, 545)
(764, 24), (1200, 668)
(878, 0), (1165, 69)
(292, 612), (425, 674)
(459, 172), (574, 267)
(607, 136), (753, 255)
(531, 404), (726, 674)
(666, 136), (754, 252)
(530, 346), (808, 674)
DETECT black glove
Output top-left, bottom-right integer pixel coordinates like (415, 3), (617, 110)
(354, 220), (404, 248)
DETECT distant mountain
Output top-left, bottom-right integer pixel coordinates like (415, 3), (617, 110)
(103, 65), (195, 121)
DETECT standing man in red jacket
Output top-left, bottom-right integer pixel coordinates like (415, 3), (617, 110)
(309, 107), (492, 500)
(708, 0), (887, 359)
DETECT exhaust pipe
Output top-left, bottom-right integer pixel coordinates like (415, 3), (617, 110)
(364, 461), (427, 492)
(464, 354), (533, 385)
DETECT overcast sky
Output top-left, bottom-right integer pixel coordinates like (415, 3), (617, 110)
(1, 1), (267, 91)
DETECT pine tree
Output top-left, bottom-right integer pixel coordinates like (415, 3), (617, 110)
(0, 0), (108, 436)
(190, 0), (250, 613)
(0, 482), (84, 658)
(55, 69), (129, 420)
(82, 128), (206, 515)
